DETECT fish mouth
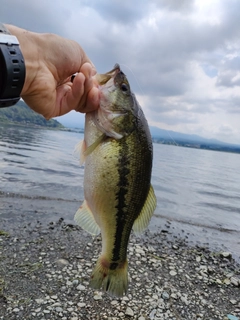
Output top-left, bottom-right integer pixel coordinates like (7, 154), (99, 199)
(95, 64), (121, 86)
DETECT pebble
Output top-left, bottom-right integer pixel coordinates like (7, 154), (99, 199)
(125, 307), (134, 317)
(56, 307), (63, 312)
(35, 298), (44, 304)
(55, 258), (69, 267)
(1, 223), (239, 320)
(231, 277), (239, 286)
(220, 252), (232, 258)
(149, 309), (156, 319)
(227, 315), (239, 320)
(43, 309), (50, 313)
(72, 280), (79, 286)
(162, 291), (170, 300)
(93, 294), (102, 300)
(77, 303), (86, 308)
(76, 284), (86, 291)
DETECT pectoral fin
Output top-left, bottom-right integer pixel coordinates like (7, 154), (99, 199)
(133, 185), (157, 234)
(74, 200), (101, 235)
(74, 134), (106, 165)
(74, 140), (86, 165)
(84, 134), (107, 156)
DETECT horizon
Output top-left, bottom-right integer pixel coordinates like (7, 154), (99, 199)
(56, 113), (240, 148)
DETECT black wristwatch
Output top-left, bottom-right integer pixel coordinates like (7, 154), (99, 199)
(0, 23), (25, 108)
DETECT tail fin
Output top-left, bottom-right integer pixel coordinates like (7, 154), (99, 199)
(90, 256), (128, 297)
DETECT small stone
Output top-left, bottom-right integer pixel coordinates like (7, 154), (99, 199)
(35, 298), (44, 304)
(227, 315), (239, 320)
(55, 259), (69, 267)
(122, 296), (129, 301)
(220, 252), (232, 259)
(230, 299), (237, 305)
(72, 279), (79, 286)
(223, 278), (231, 285)
(162, 291), (170, 300)
(169, 270), (177, 276)
(135, 248), (145, 255)
(77, 303), (86, 308)
(94, 294), (102, 300)
(67, 307), (74, 312)
(43, 309), (50, 314)
(56, 307), (63, 312)
(215, 279), (222, 284)
(230, 277), (239, 286)
(13, 308), (20, 312)
(149, 309), (156, 319)
(125, 307), (134, 317)
(181, 296), (189, 305)
(138, 317), (146, 320)
(66, 280), (72, 286)
(111, 300), (118, 305)
(76, 284), (86, 291)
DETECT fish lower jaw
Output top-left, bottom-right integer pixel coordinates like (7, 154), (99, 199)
(89, 255), (128, 298)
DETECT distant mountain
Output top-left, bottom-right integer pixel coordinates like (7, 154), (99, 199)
(150, 126), (240, 153)
(150, 126), (236, 146)
(0, 100), (64, 129)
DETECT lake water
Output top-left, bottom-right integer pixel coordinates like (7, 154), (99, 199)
(0, 124), (239, 261)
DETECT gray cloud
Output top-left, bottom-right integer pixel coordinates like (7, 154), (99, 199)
(1, 0), (240, 143)
(84, 0), (150, 25)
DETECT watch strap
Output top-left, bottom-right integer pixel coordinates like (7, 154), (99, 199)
(0, 23), (26, 108)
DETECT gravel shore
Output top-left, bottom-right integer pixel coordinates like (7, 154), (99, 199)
(0, 218), (239, 320)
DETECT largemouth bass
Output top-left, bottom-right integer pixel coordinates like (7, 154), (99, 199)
(74, 64), (157, 297)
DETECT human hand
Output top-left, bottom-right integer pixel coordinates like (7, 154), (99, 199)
(6, 25), (99, 119)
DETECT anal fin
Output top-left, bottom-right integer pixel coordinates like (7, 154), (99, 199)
(74, 200), (100, 235)
(133, 185), (157, 234)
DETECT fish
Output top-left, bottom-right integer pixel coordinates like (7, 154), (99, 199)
(74, 64), (157, 297)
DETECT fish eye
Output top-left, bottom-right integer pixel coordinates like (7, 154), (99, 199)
(121, 83), (128, 92)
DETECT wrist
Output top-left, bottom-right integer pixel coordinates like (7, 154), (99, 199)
(0, 23), (26, 107)
(6, 24), (40, 97)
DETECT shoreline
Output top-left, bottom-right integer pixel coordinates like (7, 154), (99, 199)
(0, 217), (239, 320)
(2, 193), (240, 263)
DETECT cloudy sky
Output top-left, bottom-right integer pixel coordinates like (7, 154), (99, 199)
(2, 0), (240, 143)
